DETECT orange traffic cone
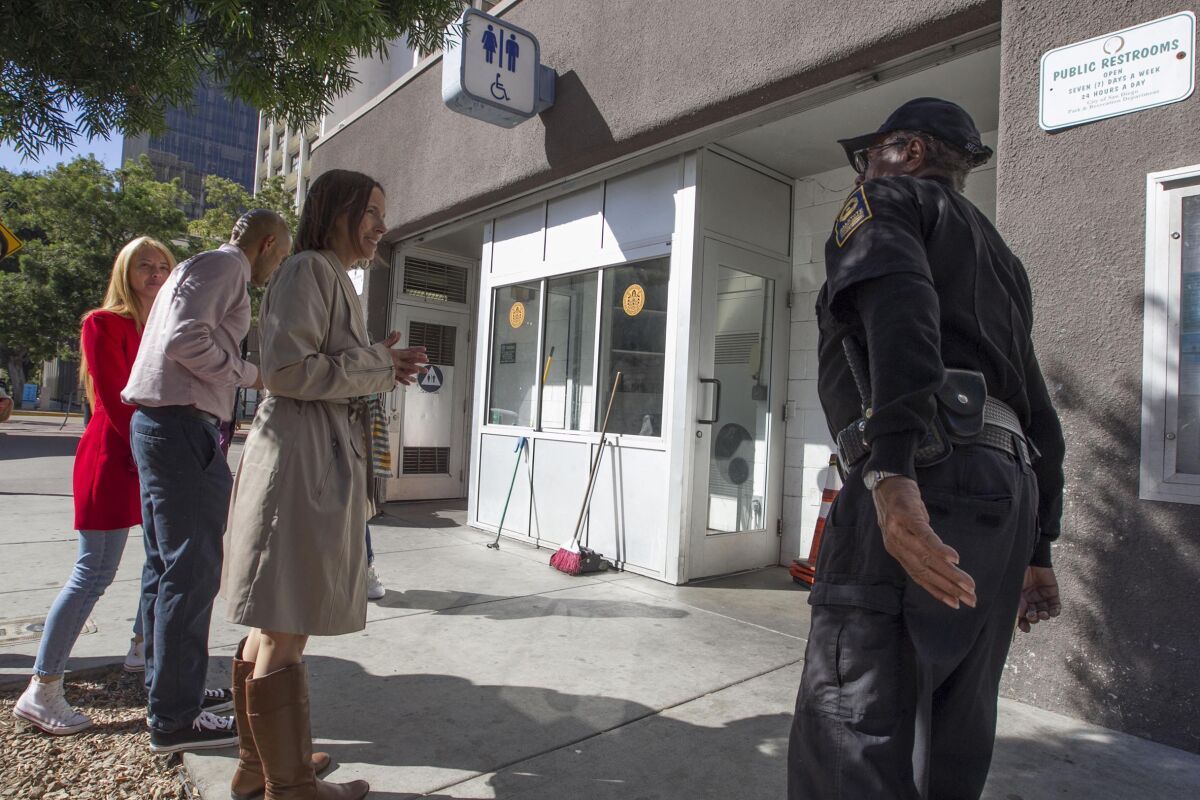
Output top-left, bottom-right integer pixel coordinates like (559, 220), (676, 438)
(790, 455), (841, 586)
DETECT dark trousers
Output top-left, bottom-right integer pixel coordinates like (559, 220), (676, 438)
(788, 446), (1037, 800)
(131, 407), (232, 733)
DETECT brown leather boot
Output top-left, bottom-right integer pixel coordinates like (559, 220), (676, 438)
(245, 662), (368, 800)
(230, 640), (333, 800)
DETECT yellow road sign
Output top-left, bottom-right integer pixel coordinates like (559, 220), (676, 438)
(0, 221), (23, 259)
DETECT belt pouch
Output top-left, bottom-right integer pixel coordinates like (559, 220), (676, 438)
(934, 369), (987, 440)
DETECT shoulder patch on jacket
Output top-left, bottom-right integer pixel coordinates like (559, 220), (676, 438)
(834, 186), (872, 247)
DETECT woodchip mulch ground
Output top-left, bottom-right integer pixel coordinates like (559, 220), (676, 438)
(0, 667), (197, 799)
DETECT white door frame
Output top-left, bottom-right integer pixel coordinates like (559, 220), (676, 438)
(385, 245), (478, 501)
(687, 237), (791, 579)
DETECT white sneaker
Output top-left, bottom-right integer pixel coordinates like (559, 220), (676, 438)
(366, 564), (386, 601)
(123, 638), (145, 673)
(13, 677), (93, 735)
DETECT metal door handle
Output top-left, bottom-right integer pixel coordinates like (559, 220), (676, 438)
(698, 377), (722, 424)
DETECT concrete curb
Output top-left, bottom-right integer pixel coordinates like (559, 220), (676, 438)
(10, 411), (83, 419)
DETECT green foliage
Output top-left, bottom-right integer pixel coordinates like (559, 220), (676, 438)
(188, 174), (300, 252)
(188, 175), (256, 250)
(255, 176), (300, 235)
(1, 0), (464, 158)
(0, 155), (191, 386)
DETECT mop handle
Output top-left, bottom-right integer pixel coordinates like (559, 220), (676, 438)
(541, 346), (555, 385)
(567, 372), (622, 549)
(495, 437), (526, 536)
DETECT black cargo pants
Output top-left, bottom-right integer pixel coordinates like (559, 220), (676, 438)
(788, 444), (1037, 800)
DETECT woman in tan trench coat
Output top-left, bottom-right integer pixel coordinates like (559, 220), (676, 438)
(221, 170), (425, 800)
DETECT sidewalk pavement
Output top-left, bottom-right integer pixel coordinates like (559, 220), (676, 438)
(3, 420), (1199, 798)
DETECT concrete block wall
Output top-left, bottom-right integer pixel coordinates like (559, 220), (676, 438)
(781, 130), (999, 563)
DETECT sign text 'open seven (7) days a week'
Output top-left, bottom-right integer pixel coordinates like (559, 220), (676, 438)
(1040, 11), (1195, 130)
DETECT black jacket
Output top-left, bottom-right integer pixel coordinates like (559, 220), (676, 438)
(816, 175), (1065, 566)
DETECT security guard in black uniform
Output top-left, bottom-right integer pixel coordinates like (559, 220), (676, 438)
(787, 98), (1066, 799)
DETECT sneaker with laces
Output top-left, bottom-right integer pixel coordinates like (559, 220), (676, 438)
(148, 711), (237, 753)
(123, 638), (145, 673)
(201, 687), (234, 713)
(366, 563), (386, 601)
(13, 677), (93, 735)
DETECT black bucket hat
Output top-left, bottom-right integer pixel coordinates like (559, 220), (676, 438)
(837, 97), (993, 170)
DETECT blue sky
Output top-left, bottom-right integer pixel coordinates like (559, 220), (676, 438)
(0, 107), (125, 173)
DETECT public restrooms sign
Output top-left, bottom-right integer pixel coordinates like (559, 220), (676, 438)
(1039, 11), (1195, 130)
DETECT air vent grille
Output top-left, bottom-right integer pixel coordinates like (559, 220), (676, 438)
(403, 257), (469, 304)
(714, 332), (758, 365)
(402, 447), (451, 475)
(408, 322), (457, 366)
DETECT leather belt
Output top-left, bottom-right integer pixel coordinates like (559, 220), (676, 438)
(141, 404), (221, 428)
(190, 408), (221, 428)
(837, 396), (1034, 468)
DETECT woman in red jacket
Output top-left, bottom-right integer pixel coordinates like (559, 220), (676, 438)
(13, 236), (175, 735)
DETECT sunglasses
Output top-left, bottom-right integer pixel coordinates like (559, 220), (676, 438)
(850, 138), (911, 175)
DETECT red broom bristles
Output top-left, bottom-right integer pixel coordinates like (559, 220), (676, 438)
(550, 548), (582, 575)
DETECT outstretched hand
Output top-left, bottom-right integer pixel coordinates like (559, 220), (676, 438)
(1016, 566), (1061, 633)
(872, 476), (977, 610)
(381, 331), (428, 386)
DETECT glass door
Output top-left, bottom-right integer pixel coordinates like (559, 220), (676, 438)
(689, 239), (790, 579)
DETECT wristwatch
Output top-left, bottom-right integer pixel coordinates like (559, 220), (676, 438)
(863, 469), (903, 491)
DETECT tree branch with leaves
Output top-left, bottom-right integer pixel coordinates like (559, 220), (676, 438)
(0, 156), (190, 392)
(1, 0), (464, 159)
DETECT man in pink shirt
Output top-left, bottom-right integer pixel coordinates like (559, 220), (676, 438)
(123, 210), (291, 753)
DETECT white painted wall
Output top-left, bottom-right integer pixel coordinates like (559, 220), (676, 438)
(323, 39), (421, 136)
(783, 130), (1000, 562)
(469, 157), (686, 580)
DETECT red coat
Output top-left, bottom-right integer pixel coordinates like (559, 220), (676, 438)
(73, 311), (142, 531)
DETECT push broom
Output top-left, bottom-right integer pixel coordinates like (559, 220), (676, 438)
(550, 372), (621, 575)
(488, 351), (551, 551)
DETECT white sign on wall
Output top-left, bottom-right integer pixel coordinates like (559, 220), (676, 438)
(442, 8), (555, 128)
(1040, 11), (1195, 131)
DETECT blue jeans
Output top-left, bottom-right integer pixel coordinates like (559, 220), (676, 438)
(34, 529), (143, 677)
(366, 525), (374, 566)
(131, 407), (232, 733)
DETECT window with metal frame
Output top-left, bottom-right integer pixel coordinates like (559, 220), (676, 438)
(541, 273), (598, 432)
(484, 257), (670, 438)
(597, 258), (670, 436)
(488, 283), (542, 427)
(1141, 164), (1200, 503)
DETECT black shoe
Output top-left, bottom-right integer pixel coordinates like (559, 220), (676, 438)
(148, 711), (238, 753)
(201, 687), (234, 713)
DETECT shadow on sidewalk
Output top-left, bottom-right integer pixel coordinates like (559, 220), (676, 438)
(301, 655), (790, 799)
(987, 726), (1200, 799)
(374, 503), (466, 531)
(0, 434), (80, 460)
(374, 589), (688, 621)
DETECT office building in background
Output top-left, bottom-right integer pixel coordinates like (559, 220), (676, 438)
(253, 118), (318, 211)
(122, 79), (258, 218)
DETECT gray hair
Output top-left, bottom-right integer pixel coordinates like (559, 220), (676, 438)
(893, 130), (982, 192)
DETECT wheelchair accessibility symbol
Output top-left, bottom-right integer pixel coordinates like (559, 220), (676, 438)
(418, 365), (445, 394)
(490, 73), (510, 101)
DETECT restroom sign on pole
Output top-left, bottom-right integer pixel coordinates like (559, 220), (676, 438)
(1039, 11), (1195, 131)
(443, 8), (556, 128)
